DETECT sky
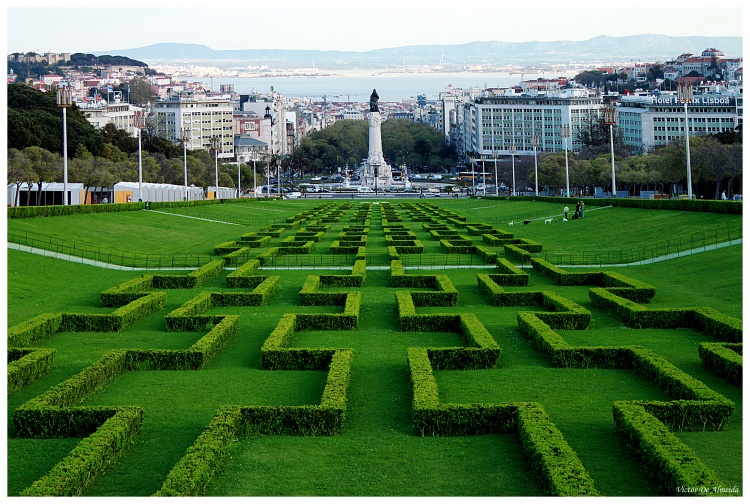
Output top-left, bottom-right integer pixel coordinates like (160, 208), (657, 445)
(3, 0), (746, 55)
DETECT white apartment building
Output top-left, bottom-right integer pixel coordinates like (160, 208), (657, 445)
(153, 90), (234, 160)
(80, 101), (145, 135)
(238, 99), (287, 156)
(615, 88), (741, 152)
(462, 88), (603, 160)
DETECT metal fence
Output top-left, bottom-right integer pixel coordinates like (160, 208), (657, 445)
(541, 225), (742, 266)
(8, 230), (212, 269)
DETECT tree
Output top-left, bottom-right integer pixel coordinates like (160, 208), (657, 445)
(693, 137), (730, 199)
(25, 146), (61, 205)
(127, 76), (157, 106)
(7, 149), (36, 206)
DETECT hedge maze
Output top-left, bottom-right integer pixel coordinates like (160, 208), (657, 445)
(7, 200), (743, 497)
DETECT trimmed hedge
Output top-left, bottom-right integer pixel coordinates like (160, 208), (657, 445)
(225, 259), (261, 288)
(155, 346), (352, 498)
(100, 276), (155, 307)
(262, 294), (360, 370)
(590, 288), (741, 336)
(531, 259), (656, 303)
(8, 312), (63, 346)
(698, 342), (742, 385)
(61, 292), (166, 333)
(612, 402), (729, 495)
(153, 260), (224, 289)
(517, 403), (599, 496)
(7, 347), (57, 394)
(406, 348), (597, 496)
(20, 407), (145, 497)
(166, 280), (279, 330)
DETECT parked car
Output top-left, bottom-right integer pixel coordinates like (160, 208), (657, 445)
(357, 186), (374, 193)
(284, 191), (302, 199)
(311, 176), (322, 181)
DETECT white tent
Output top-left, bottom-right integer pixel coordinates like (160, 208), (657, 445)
(207, 186), (238, 200)
(7, 182), (85, 207)
(113, 182), (204, 203)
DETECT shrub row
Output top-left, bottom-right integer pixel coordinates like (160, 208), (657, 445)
(531, 259), (656, 302)
(698, 342), (742, 385)
(213, 241), (242, 255)
(7, 312), (63, 346)
(517, 310), (734, 431)
(590, 288), (741, 338)
(166, 280), (279, 330)
(222, 247), (252, 265)
(440, 239), (476, 254)
(406, 348), (597, 496)
(612, 402), (729, 496)
(100, 276), (155, 307)
(257, 247), (279, 265)
(15, 304), (239, 496)
(61, 292), (166, 333)
(475, 245), (498, 264)
(7, 347), (57, 394)
(261, 297), (359, 370)
(225, 259), (261, 288)
(397, 293), (500, 369)
(157, 347), (352, 496)
(312, 259), (367, 288)
(8, 201), (145, 219)
(239, 233), (272, 247)
(466, 224), (493, 235)
(504, 243), (532, 263)
(153, 259), (224, 289)
(19, 407), (144, 496)
(278, 241), (314, 255)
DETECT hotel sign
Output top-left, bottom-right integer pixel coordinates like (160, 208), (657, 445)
(649, 96), (735, 106)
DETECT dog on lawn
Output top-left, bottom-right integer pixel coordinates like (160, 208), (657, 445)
(508, 221), (514, 227)
(544, 218), (552, 224)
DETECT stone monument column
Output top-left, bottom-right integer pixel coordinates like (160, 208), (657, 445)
(366, 88), (388, 188)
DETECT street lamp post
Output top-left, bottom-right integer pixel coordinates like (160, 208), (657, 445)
(265, 156), (270, 198)
(181, 128), (189, 201)
(237, 161), (242, 199)
(210, 136), (220, 200)
(56, 86), (72, 205)
(531, 135), (540, 196)
(251, 151), (258, 198)
(560, 125), (571, 197)
(509, 144), (517, 196)
(482, 157), (486, 195)
(470, 154), (475, 195)
(604, 105), (617, 197)
(677, 83), (694, 199)
(493, 150), (499, 197)
(277, 159), (282, 196)
(134, 110), (146, 201)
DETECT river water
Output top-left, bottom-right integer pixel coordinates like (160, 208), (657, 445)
(185, 71), (561, 103)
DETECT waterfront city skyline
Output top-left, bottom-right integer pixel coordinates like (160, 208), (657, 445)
(4, 0), (745, 57)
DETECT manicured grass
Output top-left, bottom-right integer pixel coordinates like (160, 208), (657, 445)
(6, 200), (742, 496)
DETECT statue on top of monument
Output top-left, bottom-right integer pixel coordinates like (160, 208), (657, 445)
(369, 89), (379, 112)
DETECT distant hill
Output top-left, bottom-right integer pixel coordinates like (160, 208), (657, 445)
(96, 35), (743, 69)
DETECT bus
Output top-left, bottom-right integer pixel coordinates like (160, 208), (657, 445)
(458, 172), (493, 182)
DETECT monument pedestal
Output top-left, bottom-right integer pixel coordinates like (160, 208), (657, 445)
(365, 111), (393, 190)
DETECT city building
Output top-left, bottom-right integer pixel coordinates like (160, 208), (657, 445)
(462, 88), (602, 160)
(153, 89), (234, 160)
(615, 86), (741, 152)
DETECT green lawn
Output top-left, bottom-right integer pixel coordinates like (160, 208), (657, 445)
(6, 199), (743, 496)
